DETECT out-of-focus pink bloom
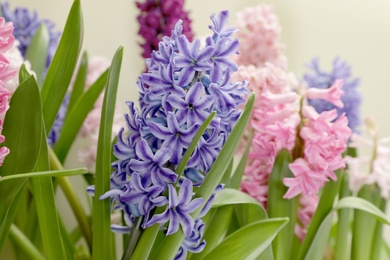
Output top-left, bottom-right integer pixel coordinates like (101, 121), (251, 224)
(306, 79), (344, 108)
(3, 40), (34, 93)
(234, 4), (286, 69)
(347, 120), (390, 199)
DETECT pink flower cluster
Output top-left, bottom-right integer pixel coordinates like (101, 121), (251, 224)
(283, 104), (351, 199)
(234, 4), (286, 69)
(234, 5), (352, 239)
(0, 17), (17, 165)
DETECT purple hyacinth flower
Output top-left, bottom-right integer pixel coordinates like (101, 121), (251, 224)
(146, 179), (204, 237)
(149, 112), (199, 164)
(304, 57), (361, 133)
(129, 138), (178, 187)
(175, 219), (206, 260)
(209, 10), (237, 40)
(174, 36), (214, 86)
(167, 82), (215, 126)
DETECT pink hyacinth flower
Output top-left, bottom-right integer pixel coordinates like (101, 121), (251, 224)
(305, 79), (345, 108)
(283, 158), (328, 199)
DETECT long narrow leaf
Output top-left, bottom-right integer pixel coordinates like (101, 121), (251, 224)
(54, 69), (109, 163)
(203, 218), (289, 260)
(9, 224), (44, 260)
(156, 93), (255, 259)
(0, 75), (42, 252)
(40, 0), (83, 131)
(297, 170), (341, 260)
(267, 149), (295, 260)
(68, 51), (89, 111)
(350, 186), (381, 260)
(92, 46), (123, 260)
(304, 195), (390, 260)
(25, 23), (49, 85)
(0, 168), (88, 182)
(32, 84), (67, 259)
(229, 129), (252, 189)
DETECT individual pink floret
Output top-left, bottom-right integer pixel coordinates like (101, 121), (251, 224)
(305, 79), (345, 108)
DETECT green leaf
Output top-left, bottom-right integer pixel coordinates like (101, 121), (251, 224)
(0, 75), (42, 252)
(54, 69), (109, 163)
(350, 186), (382, 260)
(304, 212), (334, 260)
(335, 173), (351, 260)
(25, 23), (49, 85)
(9, 224), (44, 260)
(156, 93), (255, 259)
(303, 195), (390, 260)
(371, 197), (387, 260)
(203, 218), (289, 260)
(212, 188), (266, 214)
(18, 64), (32, 84)
(191, 206), (234, 259)
(31, 83), (67, 259)
(267, 149), (295, 260)
(336, 196), (390, 224)
(40, 0), (83, 132)
(229, 129), (252, 189)
(92, 46), (123, 260)
(68, 51), (89, 112)
(0, 168), (88, 182)
(297, 170), (341, 260)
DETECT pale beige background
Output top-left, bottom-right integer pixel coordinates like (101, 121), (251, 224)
(3, 0), (390, 258)
(8, 0), (390, 137)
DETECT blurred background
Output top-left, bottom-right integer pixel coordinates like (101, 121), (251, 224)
(8, 0), (390, 137)
(2, 0), (390, 258)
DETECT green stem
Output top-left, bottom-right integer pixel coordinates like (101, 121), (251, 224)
(370, 197), (387, 260)
(49, 147), (92, 252)
(9, 224), (44, 260)
(335, 173), (351, 260)
(351, 185), (379, 260)
(122, 218), (143, 260)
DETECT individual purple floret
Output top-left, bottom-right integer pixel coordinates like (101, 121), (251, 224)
(1, 2), (61, 69)
(99, 10), (248, 258)
(136, 0), (194, 59)
(146, 179), (204, 236)
(304, 57), (361, 133)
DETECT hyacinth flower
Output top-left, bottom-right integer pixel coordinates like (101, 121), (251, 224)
(96, 10), (248, 258)
(233, 4), (286, 69)
(0, 17), (18, 165)
(1, 2), (61, 70)
(136, 0), (193, 59)
(303, 57), (361, 133)
(241, 75), (351, 239)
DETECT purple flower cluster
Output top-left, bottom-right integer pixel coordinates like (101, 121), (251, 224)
(136, 0), (193, 59)
(304, 57), (361, 133)
(1, 2), (61, 69)
(101, 11), (248, 258)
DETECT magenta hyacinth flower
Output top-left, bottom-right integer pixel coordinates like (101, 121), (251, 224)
(136, 0), (194, 59)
